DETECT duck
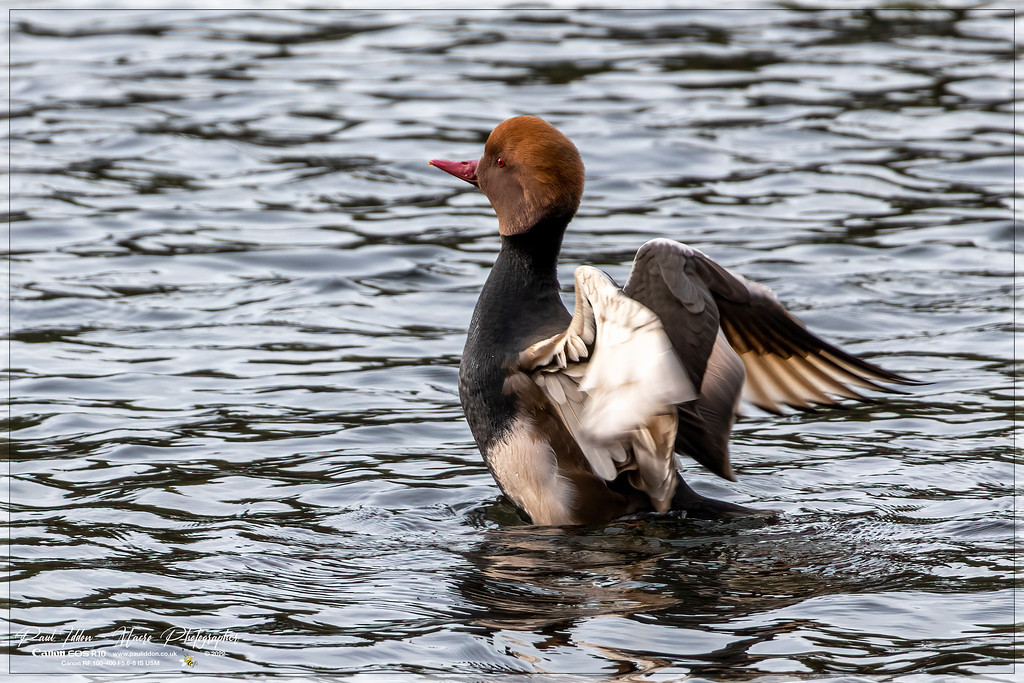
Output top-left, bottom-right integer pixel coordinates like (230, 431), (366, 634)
(430, 115), (916, 526)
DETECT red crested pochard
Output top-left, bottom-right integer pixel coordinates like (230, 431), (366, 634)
(430, 115), (917, 526)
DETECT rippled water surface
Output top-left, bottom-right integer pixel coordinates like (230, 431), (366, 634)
(6, 5), (1019, 680)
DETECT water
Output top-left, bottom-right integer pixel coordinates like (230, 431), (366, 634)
(6, 5), (1018, 680)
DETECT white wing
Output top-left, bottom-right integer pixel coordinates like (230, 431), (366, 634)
(518, 266), (696, 511)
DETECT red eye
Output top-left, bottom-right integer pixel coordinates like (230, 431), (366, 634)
(497, 157), (505, 167)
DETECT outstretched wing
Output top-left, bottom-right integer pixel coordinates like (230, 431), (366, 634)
(624, 238), (919, 479)
(518, 266), (696, 511)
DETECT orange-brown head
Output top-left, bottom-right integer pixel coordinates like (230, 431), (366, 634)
(430, 116), (585, 236)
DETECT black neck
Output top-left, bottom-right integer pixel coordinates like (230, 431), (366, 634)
(465, 211), (574, 357)
(458, 211), (575, 450)
(495, 212), (572, 289)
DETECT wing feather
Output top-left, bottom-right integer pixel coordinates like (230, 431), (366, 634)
(519, 265), (696, 511)
(624, 238), (920, 478)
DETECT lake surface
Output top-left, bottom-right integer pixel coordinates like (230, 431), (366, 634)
(6, 5), (1018, 681)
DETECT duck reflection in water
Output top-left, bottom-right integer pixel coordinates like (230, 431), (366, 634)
(453, 509), (860, 677)
(431, 116), (919, 527)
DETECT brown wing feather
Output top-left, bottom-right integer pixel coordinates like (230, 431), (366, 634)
(624, 238), (920, 478)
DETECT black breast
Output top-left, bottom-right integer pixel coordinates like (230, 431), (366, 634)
(458, 229), (571, 453)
